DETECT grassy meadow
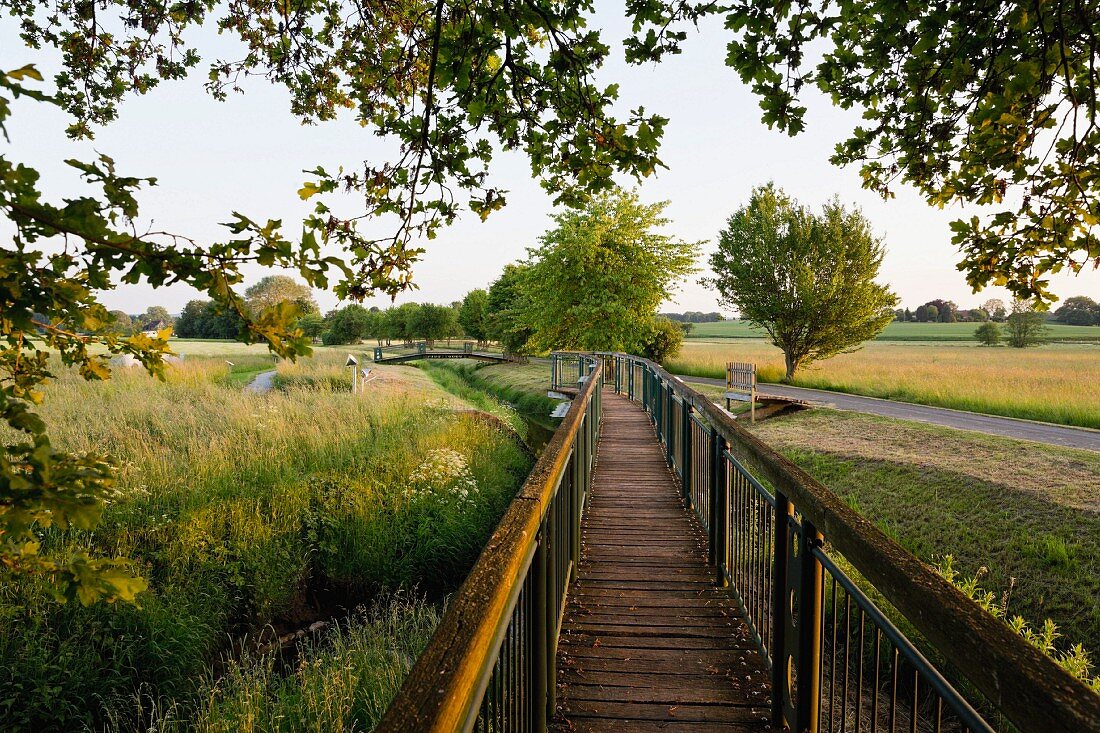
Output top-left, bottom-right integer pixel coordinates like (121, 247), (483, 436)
(1, 347), (533, 732)
(689, 319), (1100, 342)
(666, 340), (1100, 428)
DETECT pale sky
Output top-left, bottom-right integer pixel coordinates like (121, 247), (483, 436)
(3, 6), (1098, 316)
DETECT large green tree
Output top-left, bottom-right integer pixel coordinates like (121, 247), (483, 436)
(411, 303), (459, 346)
(322, 304), (373, 345)
(244, 275), (319, 318)
(458, 289), (490, 344)
(1053, 296), (1100, 326)
(485, 264), (534, 353)
(707, 184), (897, 381)
(1005, 301), (1050, 347)
(519, 189), (699, 353)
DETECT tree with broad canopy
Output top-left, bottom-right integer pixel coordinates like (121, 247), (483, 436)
(707, 184), (897, 381)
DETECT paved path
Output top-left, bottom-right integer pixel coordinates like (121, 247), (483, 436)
(245, 370), (277, 393)
(677, 375), (1100, 452)
(554, 394), (773, 732)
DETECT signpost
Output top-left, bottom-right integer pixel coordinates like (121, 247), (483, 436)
(346, 354), (359, 394)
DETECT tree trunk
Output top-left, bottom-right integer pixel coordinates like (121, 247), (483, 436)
(783, 352), (800, 383)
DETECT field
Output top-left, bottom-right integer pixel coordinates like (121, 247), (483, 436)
(746, 409), (1100, 659)
(0, 347), (532, 732)
(688, 319), (1100, 342)
(666, 340), (1100, 428)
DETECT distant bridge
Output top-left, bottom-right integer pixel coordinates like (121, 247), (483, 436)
(377, 352), (1100, 733)
(371, 343), (527, 365)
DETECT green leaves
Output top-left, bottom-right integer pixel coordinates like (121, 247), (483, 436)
(706, 184), (897, 380)
(710, 0), (1100, 303)
(515, 189), (701, 355)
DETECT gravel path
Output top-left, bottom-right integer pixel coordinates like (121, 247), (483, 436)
(246, 370), (277, 393)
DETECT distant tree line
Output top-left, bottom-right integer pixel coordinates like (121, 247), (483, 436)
(894, 295), (1099, 326)
(319, 302), (463, 347)
(176, 276), (319, 339)
(660, 311), (725, 323)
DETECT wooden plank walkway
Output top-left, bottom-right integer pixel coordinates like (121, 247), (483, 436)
(554, 393), (773, 732)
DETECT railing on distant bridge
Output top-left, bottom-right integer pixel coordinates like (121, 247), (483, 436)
(372, 342), (528, 365)
(377, 352), (1100, 733)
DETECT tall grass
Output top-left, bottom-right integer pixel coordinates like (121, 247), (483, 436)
(666, 340), (1100, 428)
(1, 355), (531, 731)
(130, 593), (441, 733)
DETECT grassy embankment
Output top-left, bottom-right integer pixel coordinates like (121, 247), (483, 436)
(1, 348), (532, 732)
(666, 340), (1100, 429)
(688, 319), (1100, 342)
(745, 409), (1100, 661)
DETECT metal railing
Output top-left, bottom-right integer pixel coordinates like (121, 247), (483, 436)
(380, 350), (1099, 733)
(377, 355), (602, 732)
(595, 352), (1100, 733)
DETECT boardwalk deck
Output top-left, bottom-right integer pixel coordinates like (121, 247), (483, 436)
(554, 393), (774, 732)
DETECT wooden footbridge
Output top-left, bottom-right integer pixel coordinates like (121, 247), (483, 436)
(372, 342), (526, 365)
(379, 354), (1100, 733)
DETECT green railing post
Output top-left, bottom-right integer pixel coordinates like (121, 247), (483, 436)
(772, 491), (792, 730)
(665, 389), (674, 465)
(681, 402), (692, 504)
(710, 428), (729, 586)
(533, 533), (549, 731)
(795, 520), (824, 733)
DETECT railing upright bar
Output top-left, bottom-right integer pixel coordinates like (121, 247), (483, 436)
(533, 536), (548, 731)
(771, 492), (791, 729)
(714, 438), (729, 588)
(795, 520), (824, 733)
(707, 424), (720, 567)
(680, 403), (692, 504)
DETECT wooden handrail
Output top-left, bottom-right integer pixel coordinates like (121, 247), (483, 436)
(596, 352), (1100, 733)
(376, 358), (603, 732)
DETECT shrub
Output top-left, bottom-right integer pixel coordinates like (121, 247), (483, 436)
(974, 322), (1002, 346)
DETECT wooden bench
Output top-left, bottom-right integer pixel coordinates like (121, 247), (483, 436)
(726, 361), (758, 421)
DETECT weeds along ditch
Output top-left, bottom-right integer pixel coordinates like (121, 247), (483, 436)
(0, 355), (534, 732)
(417, 360), (565, 454)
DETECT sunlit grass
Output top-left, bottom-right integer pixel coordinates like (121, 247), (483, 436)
(1, 354), (531, 731)
(666, 340), (1100, 428)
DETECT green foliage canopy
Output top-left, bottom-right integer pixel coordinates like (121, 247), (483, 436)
(322, 304), (374, 345)
(1053, 296), (1100, 326)
(975, 322), (1003, 346)
(458, 289), (490, 343)
(630, 0), (1100, 302)
(244, 276), (319, 318)
(485, 264), (534, 353)
(1005, 301), (1050, 347)
(518, 190), (699, 354)
(707, 184), (897, 381)
(410, 303), (459, 344)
